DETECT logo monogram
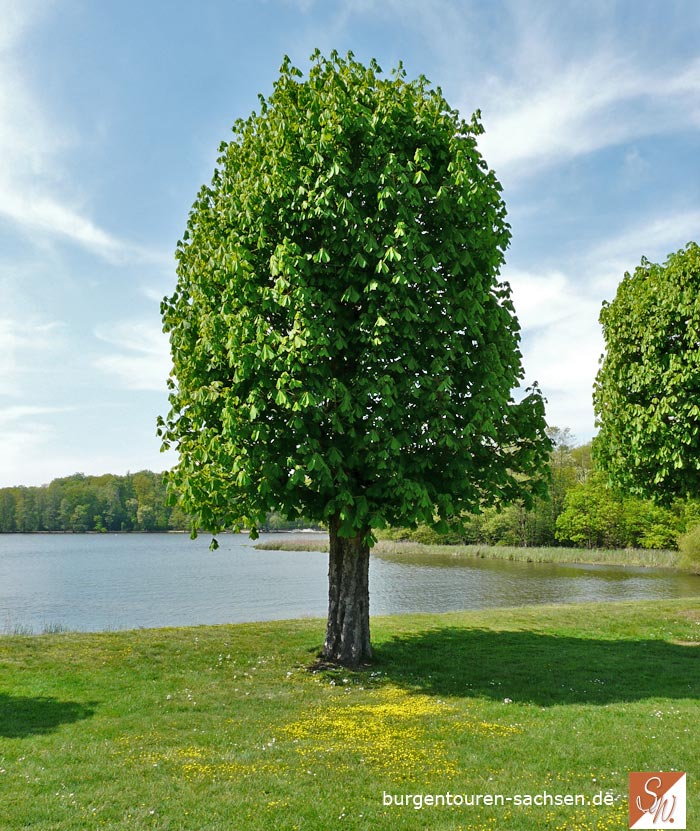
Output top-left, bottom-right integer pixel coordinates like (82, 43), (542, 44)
(629, 772), (686, 829)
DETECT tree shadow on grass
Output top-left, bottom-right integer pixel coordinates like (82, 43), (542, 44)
(0, 693), (97, 738)
(373, 628), (700, 706)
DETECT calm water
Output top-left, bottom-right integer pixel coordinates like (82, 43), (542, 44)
(0, 533), (698, 633)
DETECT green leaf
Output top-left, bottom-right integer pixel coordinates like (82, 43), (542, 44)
(260, 343), (275, 362)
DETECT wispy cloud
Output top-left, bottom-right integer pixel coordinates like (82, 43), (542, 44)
(0, 404), (74, 426)
(507, 202), (700, 439)
(588, 209), (700, 294)
(478, 53), (700, 183)
(0, 188), (128, 260)
(94, 321), (171, 392)
(0, 317), (66, 396)
(0, 421), (55, 486)
(0, 1), (166, 264)
(0, 0), (46, 51)
(0, 401), (73, 487)
(0, 399), (174, 487)
(310, 1), (700, 187)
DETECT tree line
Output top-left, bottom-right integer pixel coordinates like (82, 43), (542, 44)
(2, 428), (697, 547)
(0, 471), (184, 533)
(0, 472), (318, 534)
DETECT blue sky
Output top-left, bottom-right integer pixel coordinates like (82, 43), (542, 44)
(1, 0), (699, 487)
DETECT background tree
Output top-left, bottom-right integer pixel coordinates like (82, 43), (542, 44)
(555, 472), (681, 550)
(159, 51), (551, 666)
(594, 241), (700, 501)
(0, 471), (185, 534)
(554, 473), (624, 549)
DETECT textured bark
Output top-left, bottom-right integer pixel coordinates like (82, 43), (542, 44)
(322, 514), (372, 667)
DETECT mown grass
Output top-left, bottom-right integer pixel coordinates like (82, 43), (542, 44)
(1, 599), (699, 830)
(256, 537), (680, 569)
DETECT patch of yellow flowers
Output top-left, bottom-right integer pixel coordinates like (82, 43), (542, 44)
(550, 800), (628, 831)
(117, 685), (524, 784)
(453, 717), (521, 738)
(283, 685), (458, 779)
(116, 738), (276, 782)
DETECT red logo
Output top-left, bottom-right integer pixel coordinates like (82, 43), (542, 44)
(629, 772), (686, 828)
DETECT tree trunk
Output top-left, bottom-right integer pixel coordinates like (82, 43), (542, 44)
(322, 514), (372, 667)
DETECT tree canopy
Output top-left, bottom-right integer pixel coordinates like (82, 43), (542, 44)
(159, 51), (550, 664)
(160, 51), (549, 535)
(594, 241), (700, 501)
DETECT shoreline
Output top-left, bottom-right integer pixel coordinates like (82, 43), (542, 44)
(255, 537), (682, 570)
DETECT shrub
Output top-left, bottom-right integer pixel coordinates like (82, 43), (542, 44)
(678, 524), (700, 573)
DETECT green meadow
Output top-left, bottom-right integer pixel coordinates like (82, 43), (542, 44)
(1, 598), (699, 830)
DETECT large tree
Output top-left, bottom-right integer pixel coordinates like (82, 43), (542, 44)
(159, 52), (550, 666)
(594, 241), (700, 501)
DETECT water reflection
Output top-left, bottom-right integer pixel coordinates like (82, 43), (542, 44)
(370, 549), (700, 614)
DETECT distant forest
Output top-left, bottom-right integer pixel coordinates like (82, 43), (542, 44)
(0, 471), (313, 534)
(1, 433), (699, 548)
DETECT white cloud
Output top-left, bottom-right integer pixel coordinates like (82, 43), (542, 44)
(478, 52), (700, 183)
(0, 2), (167, 264)
(0, 0), (47, 51)
(0, 184), (172, 264)
(0, 187), (126, 259)
(507, 201), (700, 440)
(94, 321), (172, 392)
(505, 268), (578, 331)
(0, 401), (74, 488)
(141, 285), (168, 303)
(0, 422), (55, 486)
(588, 210), (700, 296)
(521, 315), (603, 441)
(506, 266), (602, 440)
(0, 317), (66, 396)
(0, 399), (175, 487)
(0, 404), (73, 426)
(312, 1), (700, 188)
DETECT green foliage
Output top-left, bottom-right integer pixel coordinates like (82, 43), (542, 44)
(376, 431), (689, 551)
(0, 472), (185, 534)
(160, 51), (550, 540)
(378, 520), (465, 545)
(261, 512), (322, 532)
(554, 473), (626, 549)
(594, 241), (700, 501)
(555, 473), (683, 550)
(678, 525), (700, 573)
(380, 430), (585, 548)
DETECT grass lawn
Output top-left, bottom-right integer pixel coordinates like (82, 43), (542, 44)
(1, 599), (699, 830)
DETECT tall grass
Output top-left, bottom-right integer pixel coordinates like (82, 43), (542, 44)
(255, 538), (680, 569)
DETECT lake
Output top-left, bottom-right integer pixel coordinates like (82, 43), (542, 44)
(1, 532), (698, 634)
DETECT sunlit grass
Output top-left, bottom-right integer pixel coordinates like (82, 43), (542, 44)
(1, 599), (699, 829)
